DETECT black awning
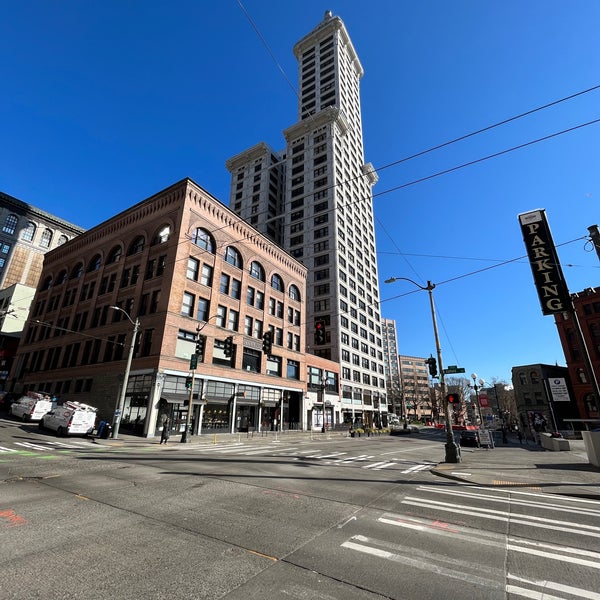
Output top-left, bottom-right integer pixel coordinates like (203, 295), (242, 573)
(161, 393), (203, 405)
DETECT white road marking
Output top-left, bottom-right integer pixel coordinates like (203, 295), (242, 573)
(401, 464), (432, 473)
(0, 445), (18, 452)
(507, 574), (600, 600)
(402, 496), (600, 538)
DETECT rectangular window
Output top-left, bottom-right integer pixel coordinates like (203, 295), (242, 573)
(187, 257), (199, 281)
(228, 309), (239, 331)
(220, 273), (230, 295)
(197, 297), (210, 321)
(200, 264), (213, 286)
(181, 292), (194, 317)
(216, 305), (226, 327)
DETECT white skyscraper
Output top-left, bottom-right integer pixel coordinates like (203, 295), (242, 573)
(226, 12), (386, 426)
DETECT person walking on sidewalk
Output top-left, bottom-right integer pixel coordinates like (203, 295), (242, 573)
(517, 429), (523, 444)
(160, 418), (170, 445)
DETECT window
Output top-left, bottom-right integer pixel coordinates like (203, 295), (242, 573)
(271, 273), (283, 291)
(227, 309), (239, 331)
(2, 214), (18, 235)
(192, 228), (215, 253)
(154, 225), (170, 244)
(242, 348), (261, 373)
(231, 278), (241, 300)
(266, 355), (282, 376)
(246, 286), (255, 306)
(216, 305), (227, 327)
(40, 229), (53, 248)
(287, 359), (300, 380)
(87, 255), (101, 272)
(224, 246), (242, 268)
(128, 235), (144, 255)
(250, 261), (265, 281)
(20, 222), (36, 241)
(181, 292), (194, 317)
(200, 264), (213, 286)
(196, 297), (210, 321)
(220, 273), (230, 295)
(107, 246), (122, 264)
(70, 263), (83, 280)
(289, 285), (301, 301)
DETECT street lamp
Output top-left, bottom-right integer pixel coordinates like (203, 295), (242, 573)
(469, 373), (485, 427)
(384, 277), (460, 463)
(110, 306), (140, 439)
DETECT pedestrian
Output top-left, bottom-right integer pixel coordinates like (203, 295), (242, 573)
(517, 430), (523, 444)
(160, 418), (170, 445)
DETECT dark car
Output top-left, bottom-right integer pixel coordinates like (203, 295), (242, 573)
(459, 430), (480, 447)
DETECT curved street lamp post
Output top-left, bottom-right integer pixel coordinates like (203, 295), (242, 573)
(110, 306), (140, 439)
(384, 277), (460, 463)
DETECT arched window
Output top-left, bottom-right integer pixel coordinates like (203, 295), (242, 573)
(42, 275), (53, 290)
(56, 270), (67, 285)
(249, 261), (265, 281)
(153, 225), (171, 245)
(529, 371), (540, 384)
(57, 235), (68, 246)
(192, 227), (215, 253)
(20, 222), (36, 242)
(518, 372), (527, 386)
(107, 246), (122, 264)
(289, 284), (301, 302)
(40, 229), (53, 248)
(224, 246), (242, 268)
(87, 254), (102, 272)
(127, 236), (145, 256)
(70, 263), (84, 280)
(271, 273), (284, 292)
(2, 214), (18, 235)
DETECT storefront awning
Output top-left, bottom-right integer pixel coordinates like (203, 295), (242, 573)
(161, 393), (203, 405)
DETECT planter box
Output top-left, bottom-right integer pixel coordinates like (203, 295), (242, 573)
(582, 431), (600, 466)
(540, 433), (570, 451)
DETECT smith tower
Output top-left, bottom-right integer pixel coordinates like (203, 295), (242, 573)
(226, 12), (386, 423)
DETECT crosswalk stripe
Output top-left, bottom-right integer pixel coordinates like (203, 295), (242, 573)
(402, 497), (600, 538)
(15, 442), (53, 451)
(401, 464), (432, 473)
(507, 574), (600, 599)
(364, 461), (396, 470)
(0, 445), (18, 453)
(418, 486), (600, 517)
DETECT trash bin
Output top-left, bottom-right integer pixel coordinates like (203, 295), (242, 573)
(102, 423), (112, 439)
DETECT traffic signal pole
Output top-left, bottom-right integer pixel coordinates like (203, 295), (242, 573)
(426, 282), (460, 463)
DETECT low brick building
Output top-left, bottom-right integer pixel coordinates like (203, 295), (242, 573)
(9, 178), (312, 436)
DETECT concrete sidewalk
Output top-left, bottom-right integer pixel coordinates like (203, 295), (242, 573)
(431, 439), (600, 500)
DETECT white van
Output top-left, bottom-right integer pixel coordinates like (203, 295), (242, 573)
(40, 401), (97, 437)
(10, 393), (53, 422)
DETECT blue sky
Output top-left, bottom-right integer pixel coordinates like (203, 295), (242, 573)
(1, 1), (599, 385)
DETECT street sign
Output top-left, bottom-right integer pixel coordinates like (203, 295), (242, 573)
(443, 366), (465, 374)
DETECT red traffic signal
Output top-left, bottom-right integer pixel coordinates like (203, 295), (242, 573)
(445, 393), (460, 404)
(315, 320), (326, 345)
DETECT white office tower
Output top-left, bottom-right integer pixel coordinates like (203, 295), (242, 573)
(226, 12), (386, 425)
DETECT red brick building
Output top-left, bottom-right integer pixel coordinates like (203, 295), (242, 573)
(554, 287), (600, 424)
(9, 178), (317, 436)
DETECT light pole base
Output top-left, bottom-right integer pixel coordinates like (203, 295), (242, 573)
(180, 431), (191, 443)
(444, 442), (461, 463)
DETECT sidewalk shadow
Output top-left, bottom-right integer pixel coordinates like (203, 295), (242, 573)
(536, 462), (600, 473)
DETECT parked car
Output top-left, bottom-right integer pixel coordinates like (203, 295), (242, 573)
(39, 401), (97, 437)
(459, 430), (480, 447)
(9, 393), (53, 422)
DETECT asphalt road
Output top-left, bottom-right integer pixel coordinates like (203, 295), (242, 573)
(1, 418), (599, 599)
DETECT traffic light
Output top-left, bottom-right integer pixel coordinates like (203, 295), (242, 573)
(185, 376), (193, 390)
(445, 393), (460, 404)
(224, 336), (234, 357)
(195, 334), (206, 356)
(426, 356), (438, 377)
(262, 331), (273, 354)
(315, 320), (326, 345)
